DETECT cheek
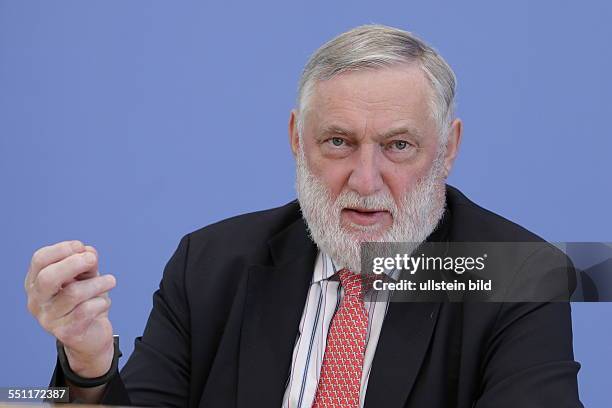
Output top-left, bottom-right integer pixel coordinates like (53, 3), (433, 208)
(303, 157), (348, 200)
(383, 161), (432, 202)
(301, 138), (352, 199)
(314, 163), (349, 199)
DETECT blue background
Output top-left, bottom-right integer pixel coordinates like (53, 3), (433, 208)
(1, 1), (610, 406)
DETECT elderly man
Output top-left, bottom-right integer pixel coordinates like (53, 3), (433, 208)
(26, 25), (582, 407)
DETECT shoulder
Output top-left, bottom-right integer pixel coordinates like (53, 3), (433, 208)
(180, 199), (303, 262)
(445, 185), (576, 299)
(445, 185), (545, 243)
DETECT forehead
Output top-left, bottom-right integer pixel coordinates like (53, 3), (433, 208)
(306, 64), (435, 132)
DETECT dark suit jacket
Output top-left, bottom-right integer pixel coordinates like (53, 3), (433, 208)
(50, 185), (583, 407)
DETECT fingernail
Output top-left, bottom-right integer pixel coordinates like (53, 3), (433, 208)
(83, 252), (96, 265)
(71, 241), (84, 253)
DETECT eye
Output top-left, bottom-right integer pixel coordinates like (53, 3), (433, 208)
(330, 137), (345, 147)
(387, 140), (412, 151)
(393, 140), (408, 150)
(320, 135), (352, 158)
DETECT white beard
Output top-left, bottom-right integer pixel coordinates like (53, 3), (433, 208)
(295, 146), (447, 273)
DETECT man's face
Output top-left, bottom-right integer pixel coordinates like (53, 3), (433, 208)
(290, 64), (461, 271)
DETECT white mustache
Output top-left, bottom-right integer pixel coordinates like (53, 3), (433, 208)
(334, 191), (398, 216)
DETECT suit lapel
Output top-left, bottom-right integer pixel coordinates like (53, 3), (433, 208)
(364, 301), (441, 408)
(364, 204), (451, 408)
(237, 217), (317, 408)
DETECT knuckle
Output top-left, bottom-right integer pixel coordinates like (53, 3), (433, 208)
(36, 270), (58, 293)
(73, 300), (95, 321)
(31, 247), (47, 270)
(90, 281), (103, 297)
(24, 276), (32, 293)
(72, 304), (87, 322)
(26, 297), (38, 315)
(62, 285), (81, 304)
(77, 252), (96, 268)
(70, 240), (83, 250)
(61, 241), (74, 256)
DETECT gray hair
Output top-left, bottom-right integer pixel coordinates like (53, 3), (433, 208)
(296, 24), (457, 141)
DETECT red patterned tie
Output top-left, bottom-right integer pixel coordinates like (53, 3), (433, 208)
(312, 269), (369, 408)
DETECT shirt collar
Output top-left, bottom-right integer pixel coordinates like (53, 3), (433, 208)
(312, 251), (337, 283)
(312, 251), (400, 283)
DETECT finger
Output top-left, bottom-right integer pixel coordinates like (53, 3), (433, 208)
(34, 251), (99, 302)
(73, 246), (100, 282)
(42, 274), (116, 322)
(26, 241), (86, 289)
(54, 296), (112, 344)
(84, 245), (97, 256)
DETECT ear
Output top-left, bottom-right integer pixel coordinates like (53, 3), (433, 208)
(288, 109), (300, 158)
(442, 118), (463, 177)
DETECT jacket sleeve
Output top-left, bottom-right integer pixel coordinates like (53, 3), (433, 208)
(48, 234), (193, 407)
(474, 247), (584, 408)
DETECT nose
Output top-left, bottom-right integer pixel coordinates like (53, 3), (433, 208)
(346, 143), (384, 196)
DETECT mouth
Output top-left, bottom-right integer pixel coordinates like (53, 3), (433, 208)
(341, 207), (391, 227)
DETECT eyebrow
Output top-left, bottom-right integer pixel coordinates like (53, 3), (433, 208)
(320, 125), (354, 136)
(319, 124), (425, 142)
(380, 125), (425, 142)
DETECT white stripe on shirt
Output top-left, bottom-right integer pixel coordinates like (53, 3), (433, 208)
(281, 251), (393, 408)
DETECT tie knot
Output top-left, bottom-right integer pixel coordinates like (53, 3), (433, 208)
(337, 268), (368, 297)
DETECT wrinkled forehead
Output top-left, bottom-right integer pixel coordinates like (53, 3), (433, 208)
(302, 65), (436, 137)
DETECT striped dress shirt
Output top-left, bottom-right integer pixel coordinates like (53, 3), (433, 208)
(281, 251), (395, 408)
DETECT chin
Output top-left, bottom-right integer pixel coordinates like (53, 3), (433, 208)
(342, 223), (389, 242)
